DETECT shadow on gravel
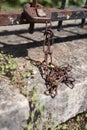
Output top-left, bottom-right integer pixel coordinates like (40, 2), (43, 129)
(0, 22), (87, 37)
(0, 24), (87, 58)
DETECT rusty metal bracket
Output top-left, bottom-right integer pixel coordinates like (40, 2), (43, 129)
(0, 0), (87, 29)
(23, 1), (87, 33)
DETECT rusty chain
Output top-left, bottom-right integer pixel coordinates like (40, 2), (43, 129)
(30, 22), (75, 98)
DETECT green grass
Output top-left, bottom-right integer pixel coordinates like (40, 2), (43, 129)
(1, 1), (22, 10)
(1, 0), (86, 10)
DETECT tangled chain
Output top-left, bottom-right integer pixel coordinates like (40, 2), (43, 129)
(30, 24), (75, 98)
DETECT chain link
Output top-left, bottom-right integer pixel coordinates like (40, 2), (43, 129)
(43, 21), (53, 64)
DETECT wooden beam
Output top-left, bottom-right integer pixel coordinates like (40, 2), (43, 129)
(32, 0), (37, 7)
(61, 0), (66, 9)
(57, 0), (66, 31)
